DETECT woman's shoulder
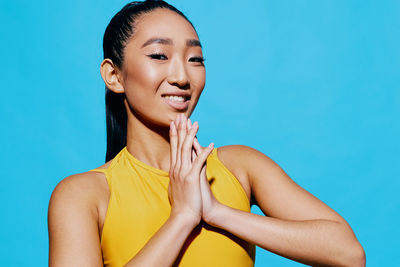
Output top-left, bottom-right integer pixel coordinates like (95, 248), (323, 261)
(216, 144), (274, 171)
(49, 161), (112, 222)
(217, 145), (277, 182)
(216, 145), (250, 175)
(51, 160), (112, 198)
(51, 170), (107, 200)
(215, 145), (262, 203)
(216, 145), (284, 207)
(217, 144), (277, 171)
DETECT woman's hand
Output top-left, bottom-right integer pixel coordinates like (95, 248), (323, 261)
(192, 135), (222, 225)
(168, 114), (214, 227)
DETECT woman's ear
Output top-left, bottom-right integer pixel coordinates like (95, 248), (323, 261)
(100, 59), (124, 93)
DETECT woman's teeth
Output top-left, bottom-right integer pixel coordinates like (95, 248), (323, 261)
(163, 95), (186, 102)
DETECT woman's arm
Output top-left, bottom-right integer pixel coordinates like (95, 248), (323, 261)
(48, 172), (105, 267)
(206, 145), (366, 267)
(123, 214), (198, 267)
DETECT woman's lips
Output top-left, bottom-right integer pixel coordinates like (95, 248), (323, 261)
(162, 96), (190, 110)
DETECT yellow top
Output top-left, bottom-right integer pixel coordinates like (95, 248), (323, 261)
(89, 146), (255, 267)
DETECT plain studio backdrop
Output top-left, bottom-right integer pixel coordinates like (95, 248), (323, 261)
(0, 0), (398, 266)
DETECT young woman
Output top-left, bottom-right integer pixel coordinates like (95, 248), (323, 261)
(48, 1), (366, 266)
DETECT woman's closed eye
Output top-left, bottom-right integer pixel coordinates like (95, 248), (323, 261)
(189, 57), (205, 65)
(148, 53), (168, 60)
(147, 53), (205, 65)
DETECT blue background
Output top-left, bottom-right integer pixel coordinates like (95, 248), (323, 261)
(1, 0), (398, 265)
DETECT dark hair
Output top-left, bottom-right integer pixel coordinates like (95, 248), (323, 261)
(103, 0), (195, 162)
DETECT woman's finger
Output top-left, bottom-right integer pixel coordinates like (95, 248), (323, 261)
(169, 121), (178, 170)
(175, 114), (185, 172)
(193, 137), (202, 155)
(191, 142), (214, 175)
(187, 118), (197, 162)
(187, 118), (192, 130)
(171, 115), (182, 176)
(181, 120), (198, 166)
(191, 148), (197, 162)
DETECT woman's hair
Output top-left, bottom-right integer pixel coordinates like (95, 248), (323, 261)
(103, 0), (195, 162)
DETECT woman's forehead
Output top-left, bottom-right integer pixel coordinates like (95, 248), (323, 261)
(131, 8), (199, 46)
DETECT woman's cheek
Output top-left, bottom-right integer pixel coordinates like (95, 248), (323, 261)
(130, 61), (163, 90)
(190, 66), (206, 86)
(191, 70), (206, 94)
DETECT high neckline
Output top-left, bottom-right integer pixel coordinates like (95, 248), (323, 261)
(121, 146), (217, 177)
(122, 146), (170, 176)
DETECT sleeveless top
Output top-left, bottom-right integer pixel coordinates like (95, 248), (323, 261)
(89, 146), (255, 267)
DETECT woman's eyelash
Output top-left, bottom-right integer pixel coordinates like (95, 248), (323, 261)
(147, 54), (205, 63)
(189, 57), (205, 63)
(148, 53), (168, 60)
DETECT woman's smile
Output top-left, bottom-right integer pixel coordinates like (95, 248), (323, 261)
(161, 91), (191, 111)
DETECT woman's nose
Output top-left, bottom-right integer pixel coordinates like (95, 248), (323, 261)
(167, 57), (189, 88)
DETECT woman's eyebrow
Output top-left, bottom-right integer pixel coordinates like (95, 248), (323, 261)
(141, 37), (202, 48)
(186, 39), (202, 48)
(141, 37), (172, 48)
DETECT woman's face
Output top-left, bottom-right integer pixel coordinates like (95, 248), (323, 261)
(120, 8), (206, 127)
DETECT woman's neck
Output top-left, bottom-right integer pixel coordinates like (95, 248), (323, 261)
(125, 111), (172, 173)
